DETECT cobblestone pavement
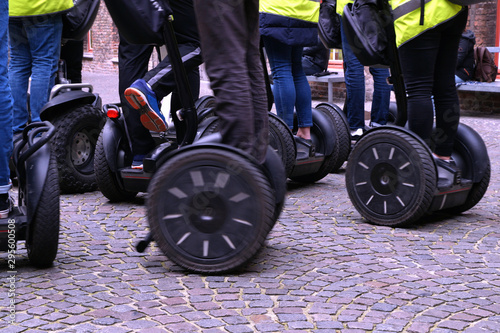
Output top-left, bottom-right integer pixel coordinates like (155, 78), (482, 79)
(1, 112), (500, 332)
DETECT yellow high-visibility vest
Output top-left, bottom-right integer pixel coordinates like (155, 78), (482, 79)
(9, 0), (73, 17)
(260, 0), (320, 23)
(390, 0), (463, 47)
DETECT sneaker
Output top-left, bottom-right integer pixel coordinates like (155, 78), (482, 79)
(434, 155), (461, 185)
(124, 79), (167, 132)
(0, 193), (13, 219)
(131, 155), (145, 170)
(350, 128), (364, 141)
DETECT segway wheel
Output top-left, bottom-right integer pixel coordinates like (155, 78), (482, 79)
(345, 128), (436, 227)
(147, 147), (275, 274)
(26, 154), (60, 268)
(268, 113), (296, 177)
(195, 95), (216, 124)
(315, 102), (351, 173)
(94, 131), (138, 202)
(52, 104), (105, 193)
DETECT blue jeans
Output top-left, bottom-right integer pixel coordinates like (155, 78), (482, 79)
(340, 22), (391, 130)
(9, 15), (63, 133)
(263, 36), (313, 130)
(0, 0), (13, 191)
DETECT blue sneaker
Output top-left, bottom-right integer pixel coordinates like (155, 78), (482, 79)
(125, 79), (167, 132)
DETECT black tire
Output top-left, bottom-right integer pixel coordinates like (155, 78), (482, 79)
(315, 102), (351, 173)
(195, 95), (216, 124)
(444, 156), (491, 214)
(345, 128), (437, 227)
(26, 154), (60, 268)
(289, 107), (339, 183)
(268, 113), (296, 178)
(51, 104), (105, 193)
(94, 130), (138, 202)
(147, 148), (275, 274)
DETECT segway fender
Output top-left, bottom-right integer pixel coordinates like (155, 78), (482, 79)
(454, 123), (489, 183)
(40, 90), (101, 121)
(102, 118), (129, 172)
(312, 107), (336, 156)
(25, 144), (52, 223)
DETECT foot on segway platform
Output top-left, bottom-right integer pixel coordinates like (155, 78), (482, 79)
(434, 156), (461, 188)
(0, 193), (13, 219)
(294, 136), (315, 157)
(125, 79), (167, 132)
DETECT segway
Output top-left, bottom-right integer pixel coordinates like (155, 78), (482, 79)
(40, 81), (104, 194)
(1, 122), (60, 268)
(342, 0), (490, 227)
(101, 0), (286, 273)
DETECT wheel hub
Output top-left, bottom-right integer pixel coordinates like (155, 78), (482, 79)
(371, 163), (399, 195)
(188, 191), (226, 233)
(71, 132), (91, 166)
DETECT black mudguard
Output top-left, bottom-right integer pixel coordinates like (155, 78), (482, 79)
(454, 123), (489, 183)
(40, 89), (101, 121)
(311, 107), (337, 157)
(101, 118), (131, 173)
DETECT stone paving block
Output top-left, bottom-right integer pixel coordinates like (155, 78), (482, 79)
(1, 113), (500, 332)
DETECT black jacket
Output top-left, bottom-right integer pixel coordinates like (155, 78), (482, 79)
(456, 30), (476, 81)
(303, 37), (330, 73)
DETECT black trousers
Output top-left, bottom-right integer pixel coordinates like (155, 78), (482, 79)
(59, 40), (83, 83)
(118, 0), (201, 156)
(398, 9), (468, 157)
(193, 0), (269, 163)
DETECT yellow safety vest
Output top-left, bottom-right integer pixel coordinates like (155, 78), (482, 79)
(9, 0), (74, 18)
(390, 0), (463, 47)
(260, 0), (320, 23)
(336, 0), (353, 16)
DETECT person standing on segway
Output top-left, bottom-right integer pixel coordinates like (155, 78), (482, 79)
(393, 0), (467, 171)
(259, 0), (320, 146)
(8, 0), (74, 134)
(119, 0), (202, 169)
(0, 0), (13, 218)
(192, 0), (269, 164)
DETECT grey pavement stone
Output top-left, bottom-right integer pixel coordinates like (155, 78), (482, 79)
(2, 84), (500, 333)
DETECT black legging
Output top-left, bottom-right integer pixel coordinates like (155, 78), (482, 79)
(398, 9), (468, 157)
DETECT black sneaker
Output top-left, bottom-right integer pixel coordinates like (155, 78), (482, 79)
(0, 193), (13, 219)
(434, 156), (461, 185)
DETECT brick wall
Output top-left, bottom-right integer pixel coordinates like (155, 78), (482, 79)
(82, 0), (119, 73)
(459, 90), (500, 115)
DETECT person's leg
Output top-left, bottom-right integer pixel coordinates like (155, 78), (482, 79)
(25, 15), (63, 123)
(60, 39), (83, 83)
(194, 0), (267, 162)
(398, 31), (439, 147)
(245, 0), (269, 161)
(369, 66), (391, 126)
(8, 19), (31, 133)
(0, 0), (13, 217)
(118, 36), (156, 159)
(432, 9), (468, 158)
(340, 21), (366, 132)
(291, 46), (313, 139)
(263, 37), (295, 129)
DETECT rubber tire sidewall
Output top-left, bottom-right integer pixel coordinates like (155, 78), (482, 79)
(51, 104), (105, 193)
(147, 148), (275, 274)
